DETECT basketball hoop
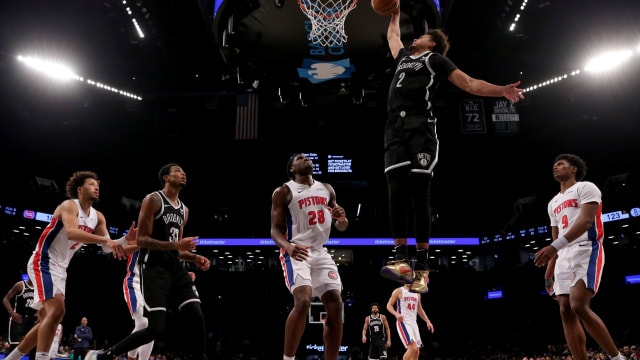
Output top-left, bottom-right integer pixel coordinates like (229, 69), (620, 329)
(298, 0), (358, 47)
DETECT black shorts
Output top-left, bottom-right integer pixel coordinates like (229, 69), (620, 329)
(384, 111), (439, 175)
(141, 263), (199, 313)
(369, 338), (388, 359)
(8, 315), (36, 344)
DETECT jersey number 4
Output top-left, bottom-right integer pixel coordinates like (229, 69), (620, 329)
(308, 210), (326, 225)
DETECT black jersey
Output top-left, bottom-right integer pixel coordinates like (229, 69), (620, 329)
(368, 314), (385, 340)
(14, 281), (36, 316)
(387, 48), (458, 114)
(139, 191), (186, 267)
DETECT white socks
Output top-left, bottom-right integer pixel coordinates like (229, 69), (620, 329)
(283, 356), (295, 360)
(35, 352), (50, 360)
(3, 348), (26, 360)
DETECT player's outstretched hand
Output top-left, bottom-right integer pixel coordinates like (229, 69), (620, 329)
(124, 222), (137, 244)
(175, 237), (198, 251)
(502, 81), (524, 103)
(426, 320), (435, 333)
(195, 255), (210, 271)
(534, 245), (557, 267)
(326, 206), (346, 221)
(286, 243), (310, 262)
(106, 239), (127, 260)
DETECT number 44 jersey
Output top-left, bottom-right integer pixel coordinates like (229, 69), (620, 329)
(139, 191), (186, 266)
(285, 180), (332, 248)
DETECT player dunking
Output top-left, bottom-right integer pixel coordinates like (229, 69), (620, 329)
(3, 171), (129, 360)
(361, 303), (391, 360)
(381, 4), (524, 292)
(534, 154), (625, 360)
(386, 285), (434, 360)
(99, 164), (210, 360)
(271, 154), (348, 360)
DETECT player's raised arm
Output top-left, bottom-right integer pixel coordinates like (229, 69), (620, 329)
(271, 186), (309, 261)
(448, 69), (524, 102)
(387, 7), (403, 59)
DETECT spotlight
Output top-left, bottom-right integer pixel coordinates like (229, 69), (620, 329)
(17, 55), (80, 81)
(585, 50), (633, 73)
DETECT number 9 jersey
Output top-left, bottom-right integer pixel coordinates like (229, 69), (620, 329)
(284, 180), (332, 248)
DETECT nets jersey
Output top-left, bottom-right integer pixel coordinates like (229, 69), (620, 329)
(139, 191), (185, 266)
(548, 181), (604, 245)
(284, 180), (331, 248)
(388, 48), (458, 114)
(14, 281), (36, 317)
(368, 314), (386, 340)
(31, 199), (98, 271)
(397, 287), (419, 323)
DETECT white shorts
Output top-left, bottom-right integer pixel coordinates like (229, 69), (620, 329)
(279, 246), (342, 298)
(554, 240), (605, 296)
(396, 321), (422, 348)
(123, 253), (144, 317)
(27, 255), (66, 310)
(49, 340), (60, 359)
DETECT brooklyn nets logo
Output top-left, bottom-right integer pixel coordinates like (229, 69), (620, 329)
(417, 153), (432, 168)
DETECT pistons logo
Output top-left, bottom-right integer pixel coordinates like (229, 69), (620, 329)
(417, 153), (431, 168)
(328, 271), (339, 280)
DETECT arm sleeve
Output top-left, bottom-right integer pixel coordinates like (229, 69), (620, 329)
(395, 48), (410, 67)
(548, 201), (558, 226)
(428, 53), (458, 77)
(577, 182), (602, 205)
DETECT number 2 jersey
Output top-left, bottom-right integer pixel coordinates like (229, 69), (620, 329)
(547, 181), (604, 245)
(387, 48), (458, 114)
(284, 180), (332, 248)
(138, 191), (185, 267)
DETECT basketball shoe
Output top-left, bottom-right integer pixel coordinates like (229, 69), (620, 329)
(380, 260), (414, 284)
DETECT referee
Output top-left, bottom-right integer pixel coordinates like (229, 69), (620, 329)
(381, 4), (524, 293)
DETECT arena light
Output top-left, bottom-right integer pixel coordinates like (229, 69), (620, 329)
(132, 18), (145, 38)
(17, 55), (80, 81)
(584, 50), (633, 73)
(509, 0), (528, 32)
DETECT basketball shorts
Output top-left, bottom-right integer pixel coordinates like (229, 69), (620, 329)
(123, 257), (144, 316)
(8, 315), (36, 344)
(369, 338), (388, 359)
(554, 240), (605, 296)
(141, 263), (200, 312)
(384, 111), (439, 175)
(27, 255), (67, 310)
(280, 246), (342, 297)
(396, 320), (422, 348)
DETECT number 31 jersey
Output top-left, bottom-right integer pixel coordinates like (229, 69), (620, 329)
(139, 191), (185, 267)
(285, 180), (331, 248)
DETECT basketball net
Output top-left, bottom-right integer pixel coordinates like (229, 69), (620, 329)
(298, 0), (358, 47)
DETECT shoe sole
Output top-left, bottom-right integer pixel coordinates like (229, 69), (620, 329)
(380, 266), (414, 284)
(409, 286), (429, 294)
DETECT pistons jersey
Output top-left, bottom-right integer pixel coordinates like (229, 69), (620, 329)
(284, 180), (332, 248)
(548, 181), (604, 245)
(138, 191), (185, 267)
(387, 48), (458, 114)
(30, 199), (98, 271)
(397, 287), (419, 323)
(368, 314), (386, 340)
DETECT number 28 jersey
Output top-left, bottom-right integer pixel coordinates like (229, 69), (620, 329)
(139, 191), (185, 267)
(284, 180), (331, 248)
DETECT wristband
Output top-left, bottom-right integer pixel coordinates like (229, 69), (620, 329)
(550, 236), (569, 251)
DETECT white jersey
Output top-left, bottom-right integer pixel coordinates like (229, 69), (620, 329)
(396, 287), (419, 323)
(284, 180), (332, 248)
(29, 199), (98, 275)
(548, 181), (604, 246)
